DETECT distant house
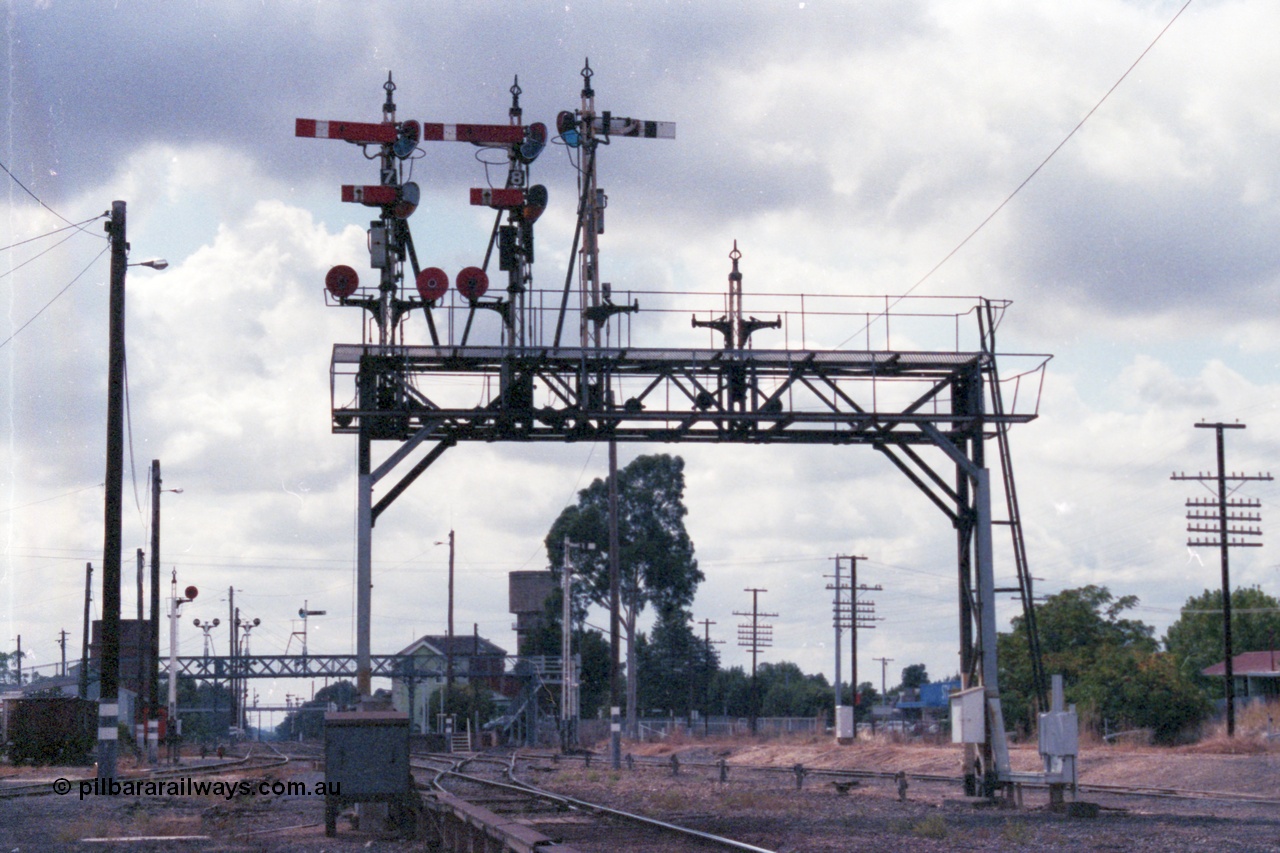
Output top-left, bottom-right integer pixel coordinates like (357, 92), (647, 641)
(895, 679), (962, 726)
(389, 634), (507, 733)
(1202, 651), (1280, 700)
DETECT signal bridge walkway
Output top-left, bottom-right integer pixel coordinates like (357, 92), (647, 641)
(174, 654), (569, 682)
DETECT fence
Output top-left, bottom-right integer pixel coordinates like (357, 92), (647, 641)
(577, 716), (824, 743)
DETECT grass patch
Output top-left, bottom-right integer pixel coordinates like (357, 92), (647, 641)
(646, 789), (692, 811)
(910, 813), (948, 840)
(718, 789), (792, 812)
(1001, 819), (1032, 845)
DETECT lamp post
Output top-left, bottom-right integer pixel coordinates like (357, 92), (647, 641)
(236, 615), (260, 733)
(147, 462), (180, 764)
(167, 575), (198, 763)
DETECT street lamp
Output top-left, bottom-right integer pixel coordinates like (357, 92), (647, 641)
(236, 615), (260, 734)
(192, 618), (220, 658)
(147, 468), (182, 766)
(129, 258), (169, 270)
(167, 575), (198, 763)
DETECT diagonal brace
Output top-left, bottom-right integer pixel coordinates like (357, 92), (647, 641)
(372, 438), (455, 524)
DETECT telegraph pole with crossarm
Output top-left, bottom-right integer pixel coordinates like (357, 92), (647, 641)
(1171, 421), (1273, 737)
(735, 589), (778, 735)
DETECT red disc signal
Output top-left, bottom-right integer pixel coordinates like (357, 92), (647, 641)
(416, 267), (449, 302)
(456, 266), (489, 301)
(326, 265), (359, 298)
(184, 586), (199, 600)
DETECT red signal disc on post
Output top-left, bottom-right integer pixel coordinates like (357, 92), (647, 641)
(325, 265), (360, 298)
(416, 267), (449, 302)
(184, 586), (199, 600)
(456, 266), (489, 301)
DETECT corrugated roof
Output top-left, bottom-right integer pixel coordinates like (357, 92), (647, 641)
(394, 634), (507, 658)
(1201, 650), (1280, 677)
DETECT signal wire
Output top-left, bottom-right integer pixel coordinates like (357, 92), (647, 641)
(837, 0), (1195, 349)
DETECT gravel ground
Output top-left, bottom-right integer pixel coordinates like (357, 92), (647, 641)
(2, 740), (1279, 851)
(536, 762), (1280, 852)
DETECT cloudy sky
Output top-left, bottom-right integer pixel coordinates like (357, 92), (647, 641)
(5, 0), (1280, 715)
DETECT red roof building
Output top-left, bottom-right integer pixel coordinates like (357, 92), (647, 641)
(1201, 650), (1280, 700)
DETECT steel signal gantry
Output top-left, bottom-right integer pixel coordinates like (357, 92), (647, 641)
(297, 69), (1051, 796)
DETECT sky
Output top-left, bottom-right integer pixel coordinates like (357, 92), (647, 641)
(5, 0), (1280, 716)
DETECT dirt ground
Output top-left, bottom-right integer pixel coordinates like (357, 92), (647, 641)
(1, 737), (1278, 851)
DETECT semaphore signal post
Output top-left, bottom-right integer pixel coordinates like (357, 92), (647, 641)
(296, 63), (1052, 798)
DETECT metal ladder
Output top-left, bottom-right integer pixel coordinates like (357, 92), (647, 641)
(980, 300), (1048, 713)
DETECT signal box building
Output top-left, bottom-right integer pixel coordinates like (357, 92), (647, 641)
(390, 634), (507, 733)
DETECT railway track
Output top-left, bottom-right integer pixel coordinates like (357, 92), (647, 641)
(413, 751), (778, 852)
(520, 748), (1280, 808)
(0, 740), (293, 799)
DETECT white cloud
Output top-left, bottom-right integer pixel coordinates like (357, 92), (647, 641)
(6, 1), (1280, 702)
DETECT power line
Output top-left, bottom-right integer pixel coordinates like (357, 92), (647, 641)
(0, 482), (104, 515)
(0, 159), (103, 235)
(0, 216), (105, 253)
(838, 0), (1196, 348)
(0, 246), (109, 350)
(0, 227), (83, 282)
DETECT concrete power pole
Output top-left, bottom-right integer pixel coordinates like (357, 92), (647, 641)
(98, 200), (128, 780)
(149, 460), (162, 749)
(1172, 421), (1272, 737)
(80, 563), (93, 698)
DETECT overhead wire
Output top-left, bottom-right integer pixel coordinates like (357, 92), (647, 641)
(0, 216), (104, 253)
(0, 482), (104, 515)
(0, 245), (108, 350)
(837, 0), (1196, 348)
(0, 159), (104, 236)
(0, 227), (83, 282)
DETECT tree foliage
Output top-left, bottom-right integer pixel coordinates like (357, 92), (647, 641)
(1164, 586), (1280, 695)
(998, 585), (1207, 744)
(544, 453), (702, 726)
(545, 453), (701, 621)
(900, 663), (929, 693)
(758, 662), (832, 717)
(635, 609), (718, 716)
(275, 680), (359, 740)
(705, 662), (832, 718)
(519, 586), (613, 719)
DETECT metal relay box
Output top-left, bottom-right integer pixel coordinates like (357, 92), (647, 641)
(323, 711), (413, 835)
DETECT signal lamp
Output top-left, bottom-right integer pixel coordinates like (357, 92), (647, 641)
(326, 265), (359, 298)
(416, 267), (449, 302)
(456, 266), (488, 301)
